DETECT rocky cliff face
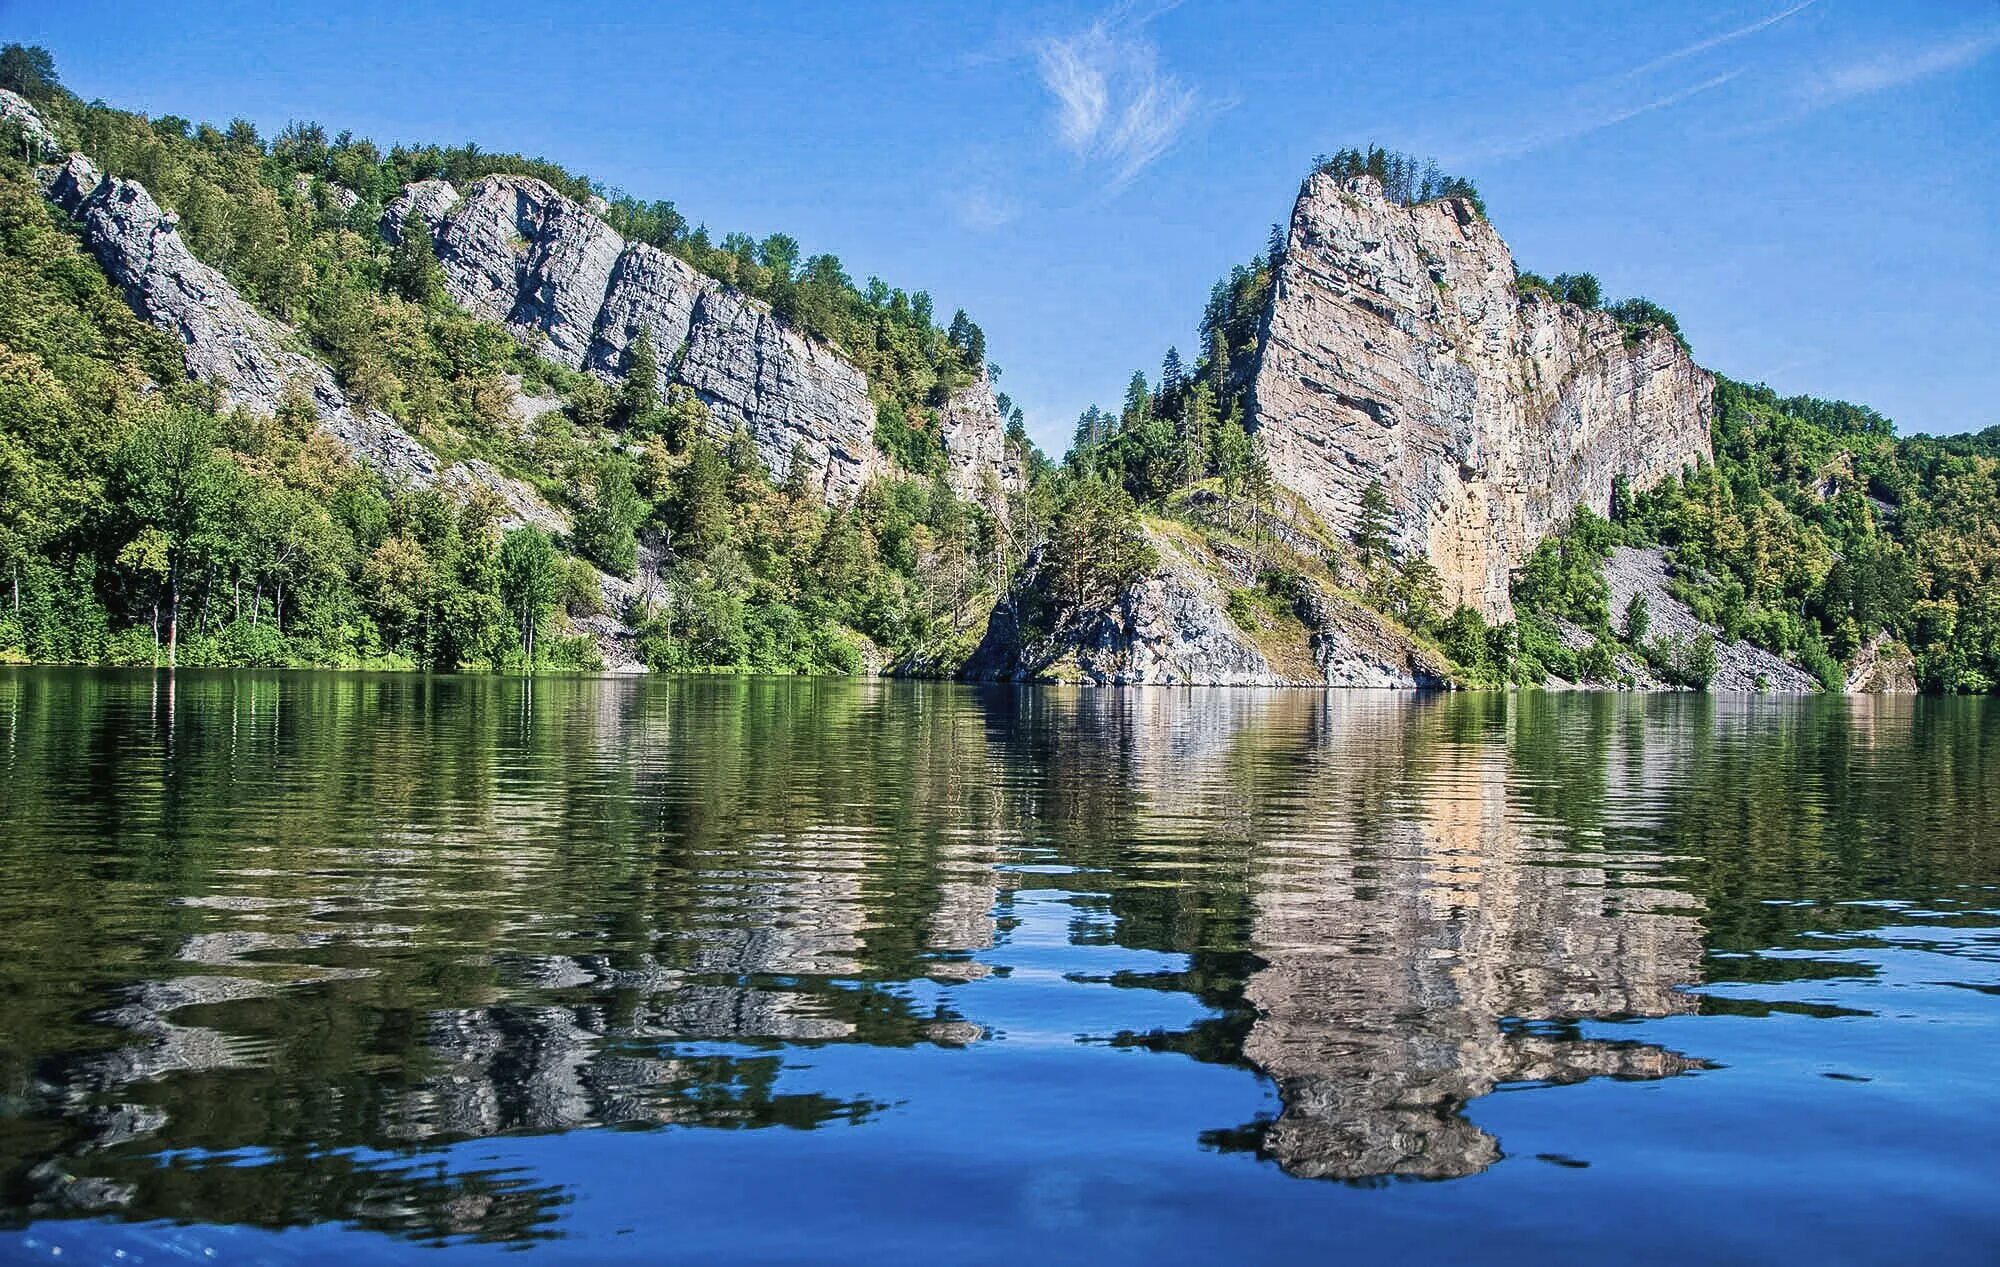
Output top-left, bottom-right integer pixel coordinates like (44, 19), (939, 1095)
(39, 152), (562, 533)
(936, 370), (1026, 510)
(394, 174), (1020, 504)
(0, 88), (59, 158)
(1249, 172), (1713, 618)
(966, 528), (1449, 688)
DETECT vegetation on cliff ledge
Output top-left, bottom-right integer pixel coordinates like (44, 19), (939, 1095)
(1, 52), (1993, 692)
(0, 47), (1031, 674)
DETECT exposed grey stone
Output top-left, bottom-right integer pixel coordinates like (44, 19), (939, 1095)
(1250, 173), (1713, 619)
(936, 370), (1026, 511)
(1601, 546), (1817, 692)
(966, 528), (1448, 687)
(676, 284), (881, 498)
(432, 175), (625, 366)
(0, 88), (58, 158)
(1845, 633), (1917, 693)
(380, 178), (461, 245)
(587, 240), (707, 381)
(41, 156), (563, 536)
(410, 173), (890, 502)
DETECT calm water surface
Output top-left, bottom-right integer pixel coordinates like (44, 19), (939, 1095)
(0, 671), (1995, 1264)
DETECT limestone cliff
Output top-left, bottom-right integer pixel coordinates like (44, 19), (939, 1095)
(936, 369), (1026, 511)
(0, 88), (60, 158)
(38, 153), (562, 534)
(394, 174), (1021, 504)
(1249, 172), (1713, 618)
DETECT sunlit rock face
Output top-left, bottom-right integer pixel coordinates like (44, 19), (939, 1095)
(1249, 172), (1713, 618)
(0, 87), (60, 157)
(403, 174), (1019, 504)
(935, 370), (1027, 511)
(38, 152), (561, 533)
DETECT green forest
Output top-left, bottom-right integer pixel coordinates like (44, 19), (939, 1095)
(0, 46), (1041, 675)
(1044, 158), (1999, 695)
(0, 43), (1994, 691)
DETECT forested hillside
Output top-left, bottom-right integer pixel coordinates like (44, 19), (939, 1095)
(0, 46), (1038, 673)
(0, 42), (1992, 691)
(1043, 150), (1998, 694)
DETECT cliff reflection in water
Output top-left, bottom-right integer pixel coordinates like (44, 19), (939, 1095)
(977, 689), (1704, 1181)
(0, 673), (1991, 1245)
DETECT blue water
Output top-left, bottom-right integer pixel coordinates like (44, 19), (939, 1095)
(0, 673), (1994, 1264)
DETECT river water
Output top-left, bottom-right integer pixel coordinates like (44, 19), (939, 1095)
(0, 671), (1994, 1264)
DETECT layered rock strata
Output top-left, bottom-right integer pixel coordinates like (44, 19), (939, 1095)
(936, 370), (1026, 510)
(1249, 172), (1713, 618)
(391, 174), (1021, 504)
(38, 151), (561, 533)
(966, 528), (1450, 687)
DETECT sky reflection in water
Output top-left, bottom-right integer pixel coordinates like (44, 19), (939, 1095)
(0, 672), (1994, 1264)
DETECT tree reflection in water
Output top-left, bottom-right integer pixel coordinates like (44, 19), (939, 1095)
(0, 673), (1992, 1242)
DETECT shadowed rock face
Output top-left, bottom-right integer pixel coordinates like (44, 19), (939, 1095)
(1250, 172), (1713, 618)
(402, 174), (1021, 505)
(36, 150), (562, 533)
(967, 529), (1450, 687)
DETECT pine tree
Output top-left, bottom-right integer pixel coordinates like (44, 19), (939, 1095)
(1072, 406), (1107, 456)
(1245, 455), (1274, 545)
(572, 454), (645, 577)
(385, 227), (445, 306)
(672, 437), (731, 562)
(1160, 346), (1184, 395)
(1177, 382), (1217, 487)
(783, 441), (814, 500)
(1120, 371), (1150, 432)
(946, 309), (986, 370)
(0, 44), (59, 99)
(617, 327), (662, 432)
(1356, 480), (1392, 567)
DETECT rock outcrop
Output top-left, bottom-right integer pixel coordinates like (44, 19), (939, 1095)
(39, 153), (562, 534)
(380, 178), (462, 244)
(966, 528), (1449, 687)
(1600, 546), (1817, 692)
(1844, 634), (1918, 694)
(936, 370), (1026, 510)
(0, 88), (59, 158)
(398, 173), (1019, 502)
(1249, 172), (1713, 618)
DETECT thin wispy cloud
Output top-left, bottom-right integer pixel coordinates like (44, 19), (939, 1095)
(1797, 25), (2000, 110)
(1620, 0), (1820, 79)
(1034, 12), (1199, 190)
(1449, 3), (1823, 164)
(1462, 71), (1743, 163)
(945, 182), (1022, 232)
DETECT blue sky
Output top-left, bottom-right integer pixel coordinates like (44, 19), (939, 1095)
(9, 0), (1997, 447)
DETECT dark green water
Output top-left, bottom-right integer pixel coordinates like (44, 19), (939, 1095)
(0, 671), (1996, 1265)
